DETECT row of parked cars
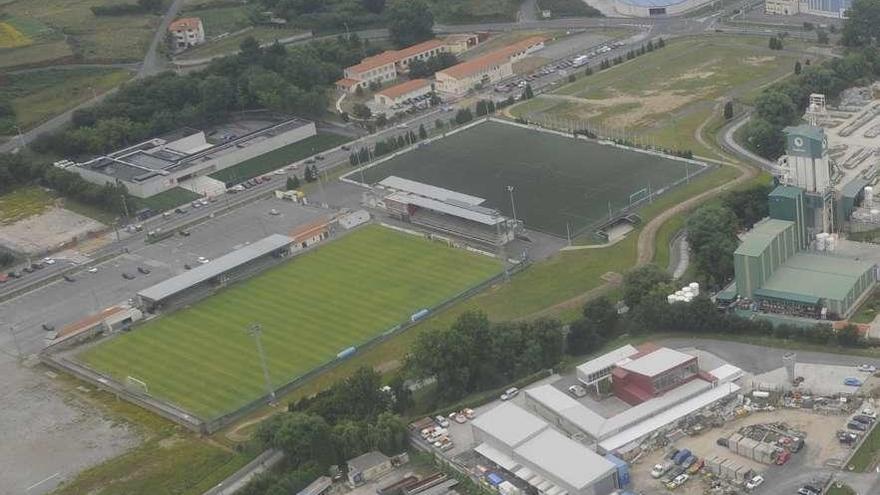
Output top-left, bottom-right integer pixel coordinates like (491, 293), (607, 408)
(1, 257), (60, 283)
(227, 175), (274, 194)
(650, 448), (703, 490)
(493, 41), (626, 94)
(846, 409), (876, 432)
(389, 93), (435, 112)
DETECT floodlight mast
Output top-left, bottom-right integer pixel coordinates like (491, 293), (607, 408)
(247, 323), (276, 405)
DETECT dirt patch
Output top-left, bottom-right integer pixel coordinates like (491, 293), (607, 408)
(158, 436), (183, 449)
(744, 56), (776, 66)
(673, 69), (717, 82)
(0, 206), (105, 254)
(513, 56), (551, 76)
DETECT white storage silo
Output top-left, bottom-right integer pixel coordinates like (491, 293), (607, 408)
(866, 186), (874, 206)
(668, 294), (677, 304)
(689, 282), (700, 295)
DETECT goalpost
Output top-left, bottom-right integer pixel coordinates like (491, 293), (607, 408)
(125, 376), (149, 395)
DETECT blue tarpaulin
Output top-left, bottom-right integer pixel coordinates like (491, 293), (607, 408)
(487, 473), (503, 486)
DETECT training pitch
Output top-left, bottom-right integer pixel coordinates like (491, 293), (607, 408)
(78, 225), (502, 419)
(360, 121), (702, 236)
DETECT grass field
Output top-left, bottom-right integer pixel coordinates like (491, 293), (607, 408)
(510, 35), (809, 152)
(209, 132), (349, 184)
(1, 67), (132, 131)
(849, 421), (880, 471)
(359, 120), (700, 237)
(0, 186), (55, 225)
(428, 0), (520, 23)
(79, 225), (502, 419)
(0, 0), (158, 66)
(140, 187), (202, 213)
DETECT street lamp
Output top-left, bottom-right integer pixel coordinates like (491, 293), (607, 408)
(246, 323), (276, 405)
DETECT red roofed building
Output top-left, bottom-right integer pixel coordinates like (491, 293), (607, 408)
(169, 17), (205, 49)
(435, 36), (546, 96)
(337, 39), (450, 93)
(374, 79), (433, 108)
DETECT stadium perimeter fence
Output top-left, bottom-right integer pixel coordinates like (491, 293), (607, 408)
(40, 228), (528, 434)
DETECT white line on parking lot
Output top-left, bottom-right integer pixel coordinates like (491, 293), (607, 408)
(27, 472), (60, 492)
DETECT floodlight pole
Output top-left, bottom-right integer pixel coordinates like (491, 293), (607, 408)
(247, 323), (276, 405)
(507, 185), (519, 228)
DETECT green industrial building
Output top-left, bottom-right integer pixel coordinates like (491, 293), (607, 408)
(733, 195), (877, 319)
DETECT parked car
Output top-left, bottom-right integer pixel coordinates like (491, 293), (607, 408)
(7, 271), (21, 278)
(681, 455), (697, 469)
(687, 458), (704, 474)
(803, 484), (822, 494)
(463, 408), (476, 419)
(848, 420), (868, 431)
(665, 473), (688, 490)
(184, 263), (192, 270)
(434, 415), (450, 428)
(137, 266), (151, 275)
(844, 377), (864, 387)
(500, 387), (519, 401)
(197, 256), (209, 264)
(179, 229), (191, 237)
(63, 274), (75, 282)
(798, 487), (819, 495)
(650, 462), (672, 478)
(775, 450), (791, 465)
(42, 323), (55, 331)
(716, 437), (729, 447)
(568, 384), (587, 397)
(744, 475), (764, 491)
(853, 415), (874, 424)
(122, 273), (135, 280)
(858, 364), (877, 373)
(87, 267), (98, 273)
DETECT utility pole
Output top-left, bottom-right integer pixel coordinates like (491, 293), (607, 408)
(247, 323), (276, 405)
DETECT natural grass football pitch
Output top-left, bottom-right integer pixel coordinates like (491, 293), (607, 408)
(360, 121), (699, 236)
(78, 225), (502, 419)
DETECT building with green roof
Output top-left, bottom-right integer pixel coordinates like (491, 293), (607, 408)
(734, 219), (798, 298)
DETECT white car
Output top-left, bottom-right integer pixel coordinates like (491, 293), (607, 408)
(500, 387), (519, 401)
(858, 364), (877, 373)
(650, 463), (669, 478)
(568, 385), (587, 397)
(43, 257), (56, 265)
(745, 475), (764, 490)
(197, 256), (209, 264)
(434, 415), (449, 428)
(87, 267), (98, 273)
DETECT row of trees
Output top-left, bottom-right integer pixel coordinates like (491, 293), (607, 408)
(245, 367), (410, 494)
(406, 311), (564, 402)
(408, 52), (458, 79)
(91, 0), (161, 16)
(34, 34), (371, 157)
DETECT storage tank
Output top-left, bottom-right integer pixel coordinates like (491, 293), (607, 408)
(866, 186), (874, 205)
(783, 352), (797, 384)
(668, 294), (677, 304)
(689, 282), (700, 295)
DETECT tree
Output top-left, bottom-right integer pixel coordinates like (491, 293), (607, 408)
(686, 203), (739, 286)
(582, 296), (619, 339)
(475, 100), (488, 116)
(257, 412), (334, 469)
(418, 123), (427, 140)
(304, 164), (315, 182)
(743, 118), (786, 158)
(723, 100), (734, 120)
(794, 60), (802, 75)
(387, 0), (434, 47)
(362, 0), (386, 14)
(522, 83), (534, 100)
(434, 118), (445, 131)
(622, 264), (671, 309)
(817, 28), (830, 45)
(755, 90), (797, 127)
(454, 108), (473, 124)
(286, 176), (298, 190)
(722, 182), (772, 228)
(239, 36), (263, 61)
(137, 0), (162, 11)
(657, 37), (665, 48)
(842, 0), (880, 46)
(352, 103), (372, 119)
(408, 59), (430, 78)
(566, 318), (603, 356)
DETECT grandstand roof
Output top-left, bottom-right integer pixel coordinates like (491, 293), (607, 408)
(379, 176), (485, 205)
(386, 192), (505, 225)
(734, 218), (794, 257)
(138, 234), (293, 302)
(757, 252), (874, 302)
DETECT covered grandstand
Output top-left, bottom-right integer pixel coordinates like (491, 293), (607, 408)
(137, 234), (293, 311)
(614, 0), (714, 16)
(377, 176), (516, 247)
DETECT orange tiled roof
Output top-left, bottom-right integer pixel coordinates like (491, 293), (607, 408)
(376, 79), (431, 99)
(336, 78), (360, 88)
(347, 39), (447, 75)
(438, 36), (545, 80)
(169, 17), (202, 31)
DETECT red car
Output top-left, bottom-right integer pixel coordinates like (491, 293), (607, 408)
(775, 451), (791, 465)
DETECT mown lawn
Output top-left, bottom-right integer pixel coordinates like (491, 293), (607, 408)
(209, 132), (349, 185)
(140, 188), (202, 213)
(79, 225), (502, 419)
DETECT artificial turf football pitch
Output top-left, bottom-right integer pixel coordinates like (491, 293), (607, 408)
(359, 121), (704, 237)
(78, 225), (502, 419)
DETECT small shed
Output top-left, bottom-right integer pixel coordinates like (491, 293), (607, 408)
(347, 451), (393, 486)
